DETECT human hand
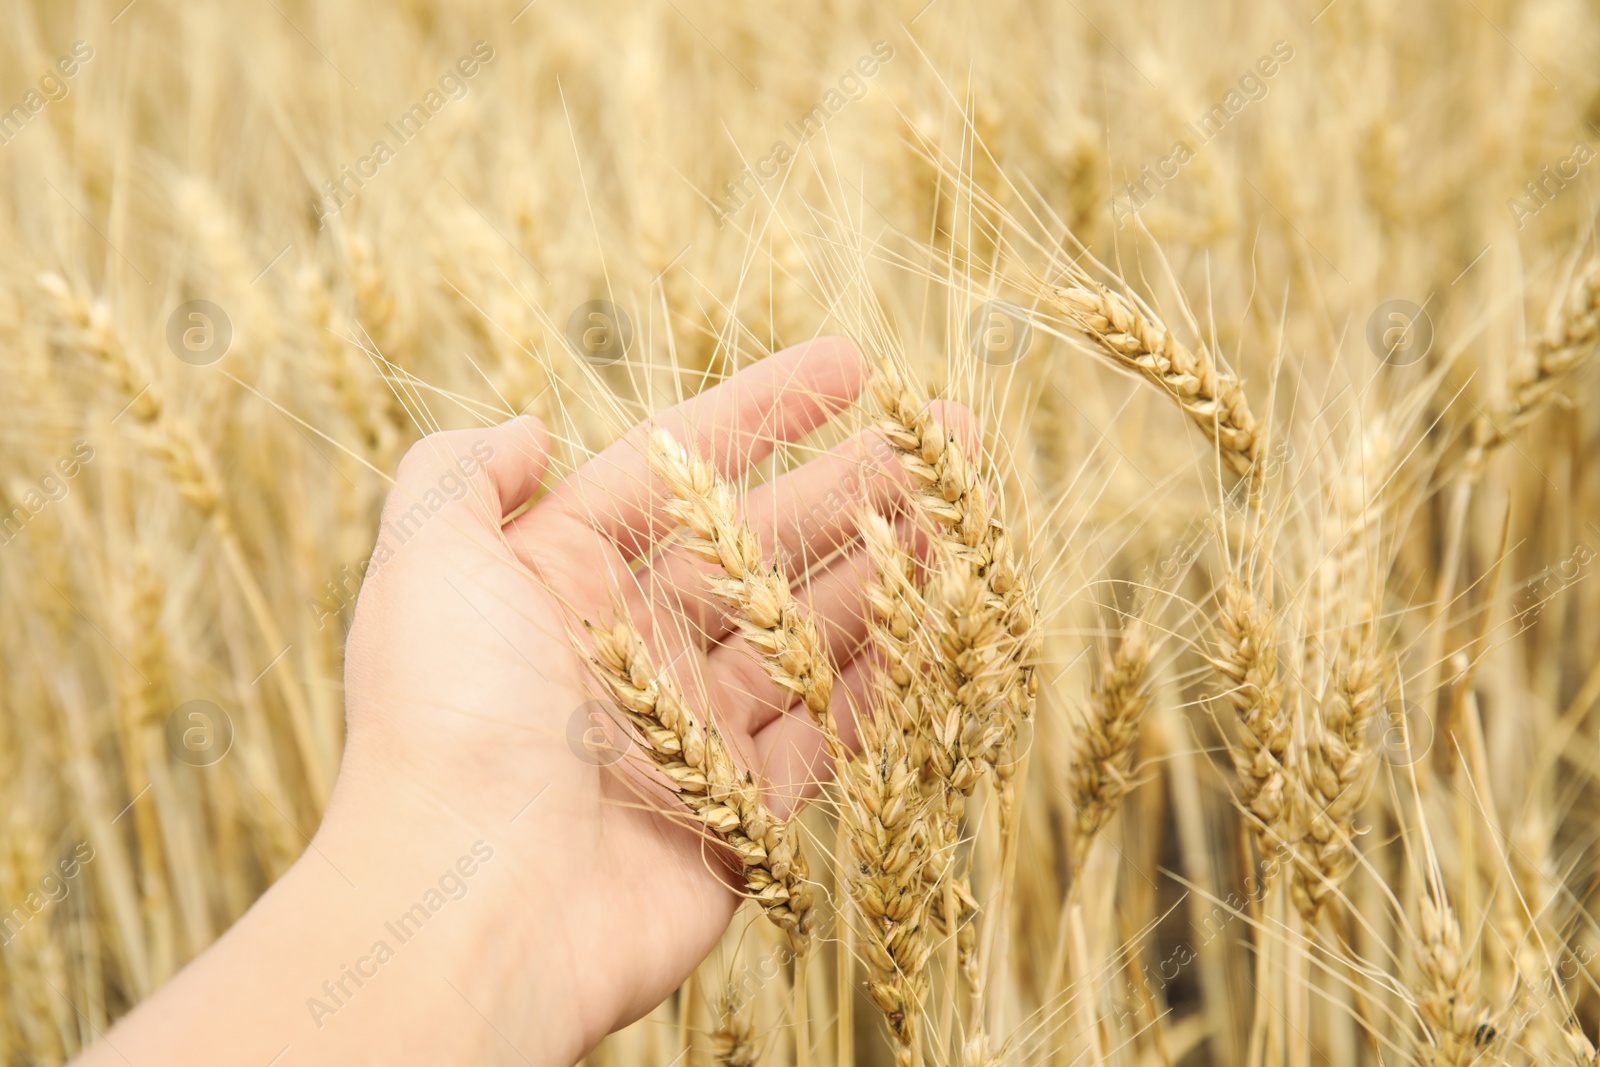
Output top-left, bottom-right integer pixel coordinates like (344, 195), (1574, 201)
(336, 335), (908, 1053)
(75, 336), (916, 1067)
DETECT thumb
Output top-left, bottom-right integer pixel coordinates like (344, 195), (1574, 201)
(383, 416), (551, 539)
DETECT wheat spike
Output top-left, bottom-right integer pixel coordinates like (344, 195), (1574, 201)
(866, 369), (1040, 803)
(1049, 282), (1259, 476)
(841, 718), (937, 1067)
(1293, 640), (1381, 922)
(1068, 617), (1152, 869)
(1211, 578), (1293, 857)
(1477, 257), (1600, 452)
(35, 271), (333, 807)
(586, 616), (815, 952)
(649, 429), (836, 732)
(1414, 892), (1490, 1067)
(845, 518), (945, 1064)
(37, 273), (225, 519)
(709, 986), (759, 1067)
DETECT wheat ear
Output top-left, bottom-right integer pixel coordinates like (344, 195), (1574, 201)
(1476, 257), (1600, 454)
(709, 986), (759, 1067)
(841, 714), (937, 1067)
(859, 512), (980, 983)
(865, 369), (1037, 1020)
(1414, 892), (1490, 1067)
(36, 272), (334, 808)
(1068, 617), (1152, 870)
(1211, 578), (1293, 858)
(649, 429), (837, 737)
(586, 616), (815, 952)
(1293, 631), (1381, 923)
(294, 264), (408, 463)
(37, 274), (225, 518)
(847, 515), (943, 1065)
(866, 370), (1040, 806)
(1049, 282), (1259, 476)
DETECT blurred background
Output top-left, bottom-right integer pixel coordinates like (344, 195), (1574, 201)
(3, 0), (1600, 1063)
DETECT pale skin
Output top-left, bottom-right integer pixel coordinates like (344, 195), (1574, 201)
(73, 337), (943, 1066)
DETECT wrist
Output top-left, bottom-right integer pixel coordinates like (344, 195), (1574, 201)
(300, 780), (588, 1062)
(308, 768), (600, 1064)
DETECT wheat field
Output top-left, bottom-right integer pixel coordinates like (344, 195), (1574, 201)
(3, 0), (1600, 1063)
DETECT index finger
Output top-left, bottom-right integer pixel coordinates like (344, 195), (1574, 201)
(545, 336), (865, 557)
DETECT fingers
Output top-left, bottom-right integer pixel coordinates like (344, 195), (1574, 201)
(749, 656), (872, 818)
(546, 336), (865, 557)
(749, 429), (902, 573)
(378, 417), (551, 552)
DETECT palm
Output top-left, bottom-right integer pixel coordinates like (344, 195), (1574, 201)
(341, 338), (883, 1036)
